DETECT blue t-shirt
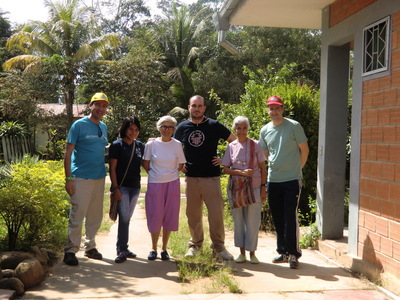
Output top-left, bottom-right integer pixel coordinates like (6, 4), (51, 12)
(67, 116), (108, 179)
(259, 118), (307, 182)
(174, 117), (231, 177)
(108, 138), (144, 188)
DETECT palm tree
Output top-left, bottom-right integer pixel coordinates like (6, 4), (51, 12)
(157, 2), (207, 107)
(3, 0), (122, 127)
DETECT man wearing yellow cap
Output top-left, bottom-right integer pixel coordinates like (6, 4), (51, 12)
(63, 92), (109, 266)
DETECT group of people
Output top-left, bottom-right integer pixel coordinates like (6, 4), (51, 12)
(62, 92), (309, 270)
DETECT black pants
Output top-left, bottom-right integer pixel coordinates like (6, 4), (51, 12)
(267, 179), (302, 258)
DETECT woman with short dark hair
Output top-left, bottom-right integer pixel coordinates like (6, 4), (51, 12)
(109, 116), (144, 263)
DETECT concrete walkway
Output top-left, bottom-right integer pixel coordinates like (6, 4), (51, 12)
(7, 177), (397, 300)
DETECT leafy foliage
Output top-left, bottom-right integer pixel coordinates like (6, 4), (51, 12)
(299, 223), (321, 249)
(97, 0), (151, 36)
(0, 121), (28, 137)
(0, 70), (41, 127)
(0, 10), (11, 42)
(81, 44), (172, 142)
(0, 156), (69, 251)
(238, 27), (321, 86)
(0, 10), (14, 72)
(37, 129), (66, 160)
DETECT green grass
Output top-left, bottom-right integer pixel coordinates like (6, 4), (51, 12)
(168, 199), (242, 294)
(99, 182), (115, 232)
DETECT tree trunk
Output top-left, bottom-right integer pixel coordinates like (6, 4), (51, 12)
(65, 86), (75, 129)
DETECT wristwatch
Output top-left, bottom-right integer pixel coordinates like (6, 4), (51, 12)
(110, 186), (119, 192)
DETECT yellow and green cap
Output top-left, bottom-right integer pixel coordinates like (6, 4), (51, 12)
(90, 92), (109, 103)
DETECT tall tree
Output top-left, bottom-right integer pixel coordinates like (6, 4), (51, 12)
(94, 0), (151, 36)
(0, 10), (11, 45)
(239, 27), (321, 86)
(2, 0), (122, 127)
(0, 9), (13, 71)
(155, 2), (208, 108)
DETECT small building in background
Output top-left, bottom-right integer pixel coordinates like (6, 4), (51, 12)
(36, 103), (87, 151)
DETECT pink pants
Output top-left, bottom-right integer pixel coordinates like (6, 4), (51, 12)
(145, 179), (180, 233)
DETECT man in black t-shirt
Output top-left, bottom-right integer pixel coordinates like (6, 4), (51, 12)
(174, 95), (236, 260)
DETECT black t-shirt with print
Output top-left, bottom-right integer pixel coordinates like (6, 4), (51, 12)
(174, 117), (231, 177)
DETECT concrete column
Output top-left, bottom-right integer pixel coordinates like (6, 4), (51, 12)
(317, 43), (350, 239)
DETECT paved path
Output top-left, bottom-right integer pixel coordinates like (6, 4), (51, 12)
(15, 177), (396, 300)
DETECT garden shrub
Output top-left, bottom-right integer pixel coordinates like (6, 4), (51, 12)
(220, 175), (234, 230)
(0, 156), (69, 251)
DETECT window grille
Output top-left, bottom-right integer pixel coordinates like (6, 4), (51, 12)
(363, 16), (390, 76)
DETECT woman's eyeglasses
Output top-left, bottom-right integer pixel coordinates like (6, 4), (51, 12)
(160, 125), (175, 130)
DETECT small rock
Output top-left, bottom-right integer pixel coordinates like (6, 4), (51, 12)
(15, 258), (44, 289)
(31, 246), (48, 265)
(1, 269), (15, 278)
(0, 277), (25, 296)
(0, 252), (33, 270)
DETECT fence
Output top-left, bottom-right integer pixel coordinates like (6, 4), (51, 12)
(0, 135), (33, 162)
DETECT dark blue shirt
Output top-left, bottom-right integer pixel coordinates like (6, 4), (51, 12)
(109, 138), (144, 188)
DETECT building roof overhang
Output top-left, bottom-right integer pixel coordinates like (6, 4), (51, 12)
(214, 0), (335, 54)
(217, 0), (335, 30)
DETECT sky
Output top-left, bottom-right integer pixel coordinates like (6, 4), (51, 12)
(1, 0), (197, 25)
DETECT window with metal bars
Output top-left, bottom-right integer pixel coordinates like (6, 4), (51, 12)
(363, 16), (390, 76)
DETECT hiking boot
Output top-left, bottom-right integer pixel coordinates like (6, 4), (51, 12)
(85, 248), (103, 260)
(185, 247), (199, 257)
(63, 252), (78, 266)
(148, 250), (157, 261)
(216, 249), (233, 260)
(289, 255), (299, 269)
(124, 250), (137, 259)
(272, 254), (288, 263)
(161, 250), (170, 261)
(115, 251), (127, 263)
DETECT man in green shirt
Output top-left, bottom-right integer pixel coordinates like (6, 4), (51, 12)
(259, 95), (309, 269)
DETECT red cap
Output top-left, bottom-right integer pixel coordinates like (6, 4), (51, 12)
(267, 96), (283, 106)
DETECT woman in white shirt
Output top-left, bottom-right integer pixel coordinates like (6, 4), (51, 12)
(143, 115), (186, 261)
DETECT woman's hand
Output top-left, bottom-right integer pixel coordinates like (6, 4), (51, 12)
(180, 164), (187, 173)
(114, 188), (122, 201)
(240, 169), (253, 177)
(260, 187), (267, 203)
(212, 156), (222, 166)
